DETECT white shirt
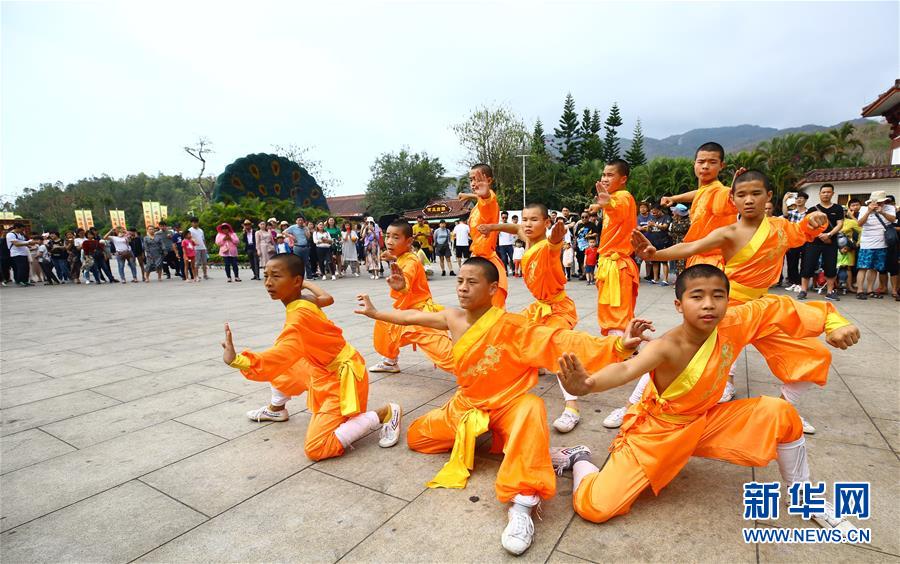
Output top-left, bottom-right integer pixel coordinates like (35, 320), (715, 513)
(74, 237), (84, 249)
(313, 231), (332, 248)
(513, 246), (525, 260)
(188, 227), (206, 250)
(858, 204), (896, 249)
(498, 230), (516, 246)
(6, 231), (30, 257)
(108, 235), (130, 253)
(453, 223), (470, 246)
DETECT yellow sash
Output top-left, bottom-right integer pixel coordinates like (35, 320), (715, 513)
(451, 306), (505, 366)
(426, 407), (490, 489)
(527, 291), (568, 323)
(415, 297), (443, 312)
(728, 280), (768, 303)
(596, 253), (622, 306)
(659, 328), (718, 402)
(325, 343), (366, 416)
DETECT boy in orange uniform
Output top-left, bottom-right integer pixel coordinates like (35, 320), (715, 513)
(355, 257), (653, 556)
(632, 170), (833, 433)
(477, 204), (584, 433)
(222, 254), (402, 461)
(458, 163), (507, 308)
(369, 220), (454, 373)
(660, 142), (738, 269)
(553, 265), (860, 533)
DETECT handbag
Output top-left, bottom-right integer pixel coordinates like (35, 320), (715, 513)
(117, 249), (134, 260)
(874, 213), (899, 248)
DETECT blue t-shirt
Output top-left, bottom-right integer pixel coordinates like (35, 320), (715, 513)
(284, 225), (309, 247)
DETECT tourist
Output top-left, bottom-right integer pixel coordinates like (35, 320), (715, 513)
(667, 204), (691, 276)
(143, 226), (164, 282)
(105, 226), (139, 283)
(216, 222), (241, 283)
(326, 217), (343, 277)
(241, 220), (260, 280)
(182, 229), (198, 282)
(341, 221), (360, 277)
(188, 217), (210, 280)
(255, 220), (275, 270)
(451, 218), (470, 271)
(313, 221), (336, 280)
(432, 219), (454, 276)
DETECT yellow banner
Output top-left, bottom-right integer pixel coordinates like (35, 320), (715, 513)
(84, 210), (95, 229)
(159, 205), (167, 219)
(142, 202), (153, 229)
(117, 210), (127, 230)
(75, 210), (87, 230)
(150, 202), (161, 227)
(110, 210), (120, 229)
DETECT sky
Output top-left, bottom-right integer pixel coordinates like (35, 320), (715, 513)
(2, 0), (898, 200)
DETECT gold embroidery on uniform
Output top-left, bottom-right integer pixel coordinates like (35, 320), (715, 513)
(701, 343), (733, 400)
(764, 228), (788, 262)
(464, 345), (502, 379)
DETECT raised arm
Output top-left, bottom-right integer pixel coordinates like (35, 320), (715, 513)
(632, 225), (728, 262)
(661, 190), (698, 207)
(557, 338), (667, 397)
(223, 322), (307, 381)
(547, 220), (567, 245)
(476, 223), (521, 236)
(354, 294), (450, 331)
(457, 192), (479, 202)
(301, 280), (334, 308)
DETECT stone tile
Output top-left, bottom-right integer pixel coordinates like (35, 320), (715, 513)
(92, 359), (237, 402)
(755, 439), (900, 556)
(755, 526), (898, 562)
(197, 373), (271, 396)
(143, 415), (313, 516)
(41, 384), (235, 448)
(0, 369), (50, 390)
(547, 550), (596, 564)
(345, 456), (575, 562)
(313, 405), (443, 501)
(842, 376), (900, 421)
(365, 373), (457, 414)
(0, 480), (207, 562)
(0, 365), (151, 409)
(0, 390), (120, 437)
(558, 457), (756, 562)
(0, 421), (222, 531)
(175, 391), (276, 439)
(2, 349), (158, 378)
(872, 418), (900, 453)
(138, 468), (405, 562)
(0, 429), (76, 474)
(748, 380), (891, 450)
(125, 351), (220, 373)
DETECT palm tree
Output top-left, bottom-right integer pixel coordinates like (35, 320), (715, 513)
(828, 123), (864, 166)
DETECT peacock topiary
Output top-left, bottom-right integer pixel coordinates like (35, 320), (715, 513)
(212, 153), (329, 211)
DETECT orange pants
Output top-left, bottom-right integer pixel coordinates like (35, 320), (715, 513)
(272, 361), (369, 462)
(751, 328), (832, 386)
(596, 259), (639, 334)
(373, 319), (454, 371)
(686, 253), (725, 269)
(474, 252), (507, 308)
(407, 392), (555, 502)
(573, 396), (802, 523)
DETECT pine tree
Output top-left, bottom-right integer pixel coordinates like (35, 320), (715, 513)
(581, 108), (604, 161)
(554, 93), (582, 166)
(580, 109), (592, 138)
(603, 102), (623, 162)
(590, 110), (602, 136)
(624, 118), (647, 167)
(531, 118), (547, 156)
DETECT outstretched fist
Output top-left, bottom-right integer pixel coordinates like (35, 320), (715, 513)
(826, 325), (860, 350)
(630, 229), (657, 261)
(221, 322), (236, 365)
(806, 211), (829, 230)
(354, 294), (378, 318)
(622, 317), (655, 350)
(476, 224), (491, 235)
(660, 196), (675, 207)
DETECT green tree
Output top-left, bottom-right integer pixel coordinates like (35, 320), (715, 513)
(624, 119), (647, 167)
(364, 150), (446, 218)
(451, 104), (527, 193)
(554, 93), (582, 166)
(580, 108), (604, 161)
(602, 102), (623, 162)
(531, 118), (547, 156)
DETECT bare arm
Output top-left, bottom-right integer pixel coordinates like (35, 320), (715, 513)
(632, 226), (729, 262)
(301, 280), (334, 308)
(661, 190), (697, 207)
(477, 223), (521, 236)
(354, 294), (449, 331)
(457, 192), (479, 202)
(557, 339), (666, 397)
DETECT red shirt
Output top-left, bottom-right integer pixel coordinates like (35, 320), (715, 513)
(182, 239), (196, 258)
(584, 246), (599, 266)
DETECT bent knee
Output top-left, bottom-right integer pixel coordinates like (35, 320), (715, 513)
(304, 436), (344, 461)
(761, 396), (803, 442)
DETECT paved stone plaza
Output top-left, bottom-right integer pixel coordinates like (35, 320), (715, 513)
(0, 270), (897, 563)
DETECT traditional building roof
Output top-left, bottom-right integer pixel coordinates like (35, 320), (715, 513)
(326, 194), (368, 218)
(401, 198), (474, 221)
(862, 79), (900, 118)
(796, 165), (900, 186)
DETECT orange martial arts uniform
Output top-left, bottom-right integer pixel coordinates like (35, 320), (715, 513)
(520, 239), (577, 329)
(469, 190), (507, 308)
(408, 308), (633, 501)
(373, 251), (454, 371)
(595, 188), (639, 333)
(725, 214), (831, 385)
(684, 180), (738, 268)
(573, 295), (848, 523)
(231, 299), (369, 461)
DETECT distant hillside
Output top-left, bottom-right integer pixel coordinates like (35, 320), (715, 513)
(617, 118), (881, 159)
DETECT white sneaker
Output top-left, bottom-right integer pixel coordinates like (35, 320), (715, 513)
(246, 406), (289, 422)
(811, 501), (857, 534)
(378, 403), (402, 447)
(369, 360), (400, 373)
(501, 508), (535, 555)
(718, 380), (736, 403)
(331, 274), (337, 280)
(552, 408), (581, 433)
(801, 416), (816, 434)
(355, 272), (360, 277)
(550, 445), (591, 475)
(602, 406), (628, 428)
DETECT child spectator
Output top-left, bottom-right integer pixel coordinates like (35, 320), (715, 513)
(562, 242), (574, 280)
(583, 237), (599, 285)
(512, 239), (525, 277)
(182, 230), (198, 282)
(274, 235), (292, 254)
(412, 240), (434, 278)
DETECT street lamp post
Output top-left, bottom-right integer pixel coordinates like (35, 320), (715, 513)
(516, 154), (531, 211)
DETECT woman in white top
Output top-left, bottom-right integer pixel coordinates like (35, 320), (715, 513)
(105, 226), (139, 283)
(313, 222), (336, 279)
(341, 221), (360, 276)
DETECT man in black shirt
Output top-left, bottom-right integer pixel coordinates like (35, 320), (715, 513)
(799, 183), (844, 301)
